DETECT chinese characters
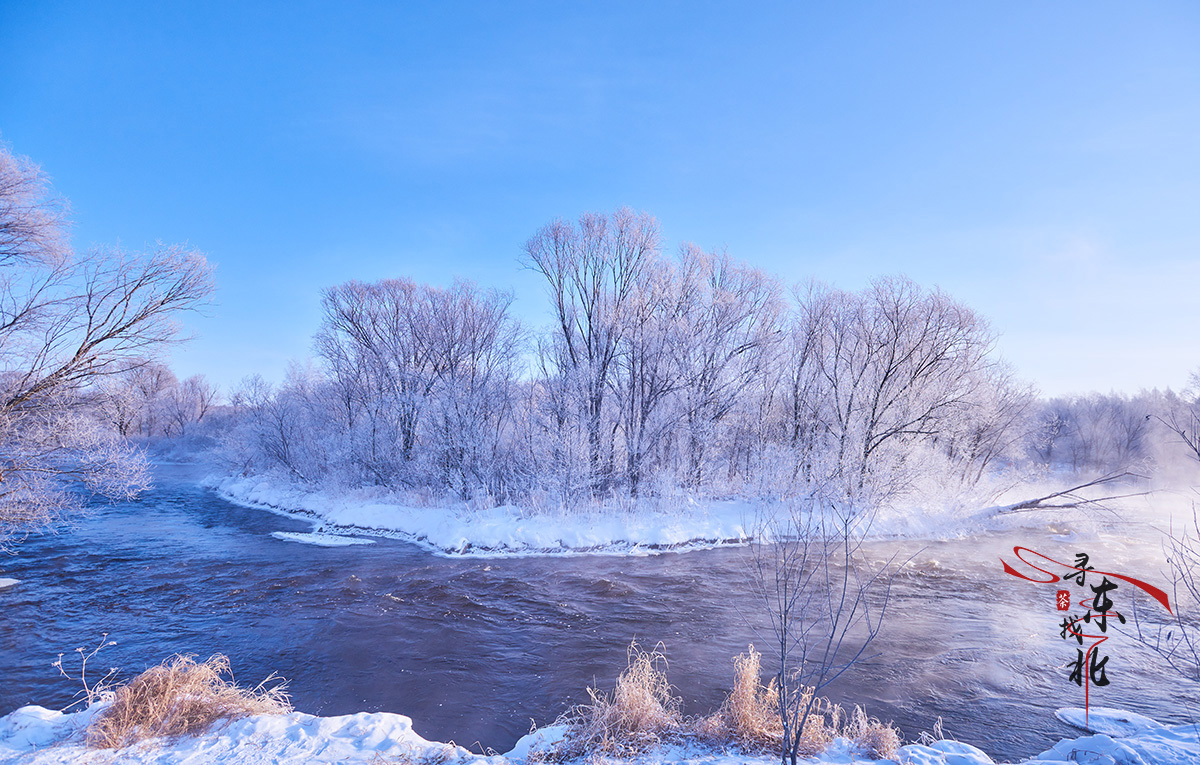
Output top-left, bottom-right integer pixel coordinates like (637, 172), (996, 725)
(1059, 552), (1127, 696)
(1001, 546), (1170, 725)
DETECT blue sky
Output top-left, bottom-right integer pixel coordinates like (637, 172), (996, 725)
(2, 2), (1198, 396)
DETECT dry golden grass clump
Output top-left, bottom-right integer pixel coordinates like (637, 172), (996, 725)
(87, 654), (292, 749)
(692, 644), (781, 751)
(694, 645), (901, 760)
(546, 642), (682, 761)
(843, 705), (902, 760)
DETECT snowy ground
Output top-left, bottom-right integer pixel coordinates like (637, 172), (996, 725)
(209, 473), (1189, 558)
(0, 702), (494, 764)
(211, 475), (757, 557)
(2, 703), (1198, 764)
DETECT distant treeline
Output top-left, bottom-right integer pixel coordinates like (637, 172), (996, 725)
(94, 210), (1200, 509)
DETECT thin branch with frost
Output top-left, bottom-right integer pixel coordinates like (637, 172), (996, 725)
(996, 471), (1150, 514)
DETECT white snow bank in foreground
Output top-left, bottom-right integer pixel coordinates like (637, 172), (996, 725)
(0, 703), (499, 764)
(270, 531), (376, 547)
(5, 703), (1200, 765)
(1054, 706), (1167, 738)
(213, 475), (753, 558)
(0, 578), (18, 590)
(1034, 707), (1200, 764)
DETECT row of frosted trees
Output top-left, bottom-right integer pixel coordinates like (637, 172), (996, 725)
(1031, 387), (1200, 475)
(94, 363), (219, 439)
(211, 209), (1194, 509)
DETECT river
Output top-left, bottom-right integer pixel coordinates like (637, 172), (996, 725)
(1, 464), (1195, 762)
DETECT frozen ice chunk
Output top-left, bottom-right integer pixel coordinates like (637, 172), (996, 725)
(270, 532), (375, 547)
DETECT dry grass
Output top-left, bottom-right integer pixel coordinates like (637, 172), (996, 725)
(842, 705), (902, 759)
(368, 744), (457, 765)
(546, 642), (682, 761)
(539, 643), (900, 763)
(693, 645), (901, 760)
(692, 644), (781, 751)
(87, 654), (292, 749)
(915, 715), (947, 746)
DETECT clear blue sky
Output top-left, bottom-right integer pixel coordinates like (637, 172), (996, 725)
(2, 1), (1198, 397)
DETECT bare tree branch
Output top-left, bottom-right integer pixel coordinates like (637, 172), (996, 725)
(0, 143), (213, 541)
(996, 471), (1150, 514)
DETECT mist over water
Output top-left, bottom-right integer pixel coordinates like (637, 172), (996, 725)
(1, 464), (1196, 762)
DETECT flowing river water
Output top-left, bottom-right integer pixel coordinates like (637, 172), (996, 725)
(2, 464), (1197, 762)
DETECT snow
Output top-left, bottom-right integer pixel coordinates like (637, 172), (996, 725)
(503, 724), (567, 760)
(270, 531), (375, 547)
(0, 703), (500, 764)
(5, 703), (1200, 765)
(1054, 707), (1167, 737)
(210, 471), (1186, 558)
(212, 475), (753, 558)
(0, 578), (18, 590)
(893, 740), (996, 764)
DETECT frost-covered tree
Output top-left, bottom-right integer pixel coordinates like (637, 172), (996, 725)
(93, 364), (217, 440)
(672, 246), (783, 489)
(95, 368), (142, 438)
(1028, 391), (1160, 475)
(309, 278), (521, 496)
(165, 374), (218, 437)
(130, 363), (177, 437)
(524, 208), (660, 492)
(611, 256), (683, 496)
(766, 277), (1008, 505)
(317, 278), (434, 477)
(1155, 371), (1200, 465)
(937, 363), (1034, 486)
(415, 281), (522, 497)
(843, 279), (992, 491)
(0, 143), (213, 538)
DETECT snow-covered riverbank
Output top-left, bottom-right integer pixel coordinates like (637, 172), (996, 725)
(211, 475), (757, 557)
(209, 473), (1174, 557)
(2, 703), (1197, 764)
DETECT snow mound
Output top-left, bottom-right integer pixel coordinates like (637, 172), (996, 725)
(0, 578), (18, 590)
(210, 470), (1172, 560)
(895, 739), (995, 764)
(1032, 708), (1200, 765)
(1054, 707), (1167, 737)
(270, 531), (376, 547)
(0, 704), (501, 764)
(505, 724), (568, 760)
(507, 730), (925, 765)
